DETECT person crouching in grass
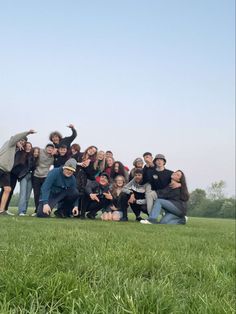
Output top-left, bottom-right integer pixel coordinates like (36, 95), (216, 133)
(118, 169), (151, 221)
(37, 159), (79, 218)
(85, 172), (113, 219)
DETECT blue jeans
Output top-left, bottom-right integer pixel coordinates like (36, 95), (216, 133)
(149, 199), (185, 224)
(18, 173), (32, 214)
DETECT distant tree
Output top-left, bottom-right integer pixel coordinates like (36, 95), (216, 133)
(189, 189), (206, 207)
(207, 180), (226, 200)
(220, 199), (236, 219)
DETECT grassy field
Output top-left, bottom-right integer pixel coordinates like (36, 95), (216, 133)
(0, 210), (235, 314)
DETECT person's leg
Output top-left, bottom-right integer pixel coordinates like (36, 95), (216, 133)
(18, 177), (28, 214)
(158, 199), (183, 217)
(37, 191), (67, 218)
(4, 174), (18, 212)
(117, 192), (129, 220)
(130, 203), (142, 220)
(61, 188), (80, 217)
(86, 201), (102, 218)
(112, 211), (122, 221)
(148, 199), (162, 222)
(32, 177), (45, 213)
(160, 212), (185, 224)
(25, 175), (33, 214)
(145, 190), (157, 213)
(0, 186), (11, 212)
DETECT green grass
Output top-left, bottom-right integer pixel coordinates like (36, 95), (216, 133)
(0, 210), (235, 314)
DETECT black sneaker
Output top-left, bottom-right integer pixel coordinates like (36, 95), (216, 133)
(54, 210), (66, 218)
(120, 217), (128, 222)
(86, 213), (95, 219)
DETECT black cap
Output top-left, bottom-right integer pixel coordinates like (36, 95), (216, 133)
(100, 172), (110, 181)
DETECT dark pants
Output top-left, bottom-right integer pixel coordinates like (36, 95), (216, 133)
(86, 198), (111, 218)
(118, 192), (149, 219)
(32, 176), (46, 212)
(37, 188), (79, 218)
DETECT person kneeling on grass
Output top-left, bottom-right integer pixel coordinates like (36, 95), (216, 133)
(140, 170), (189, 225)
(37, 159), (79, 218)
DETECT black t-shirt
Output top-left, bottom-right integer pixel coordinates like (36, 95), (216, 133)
(150, 168), (173, 190)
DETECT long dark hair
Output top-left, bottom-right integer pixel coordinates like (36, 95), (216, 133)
(82, 145), (97, 162)
(177, 170), (190, 202)
(110, 161), (126, 179)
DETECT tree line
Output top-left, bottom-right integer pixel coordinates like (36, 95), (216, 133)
(188, 181), (235, 219)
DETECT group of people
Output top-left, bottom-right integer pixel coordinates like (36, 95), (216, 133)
(0, 125), (189, 225)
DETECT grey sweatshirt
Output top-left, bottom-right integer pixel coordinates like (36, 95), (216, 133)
(122, 179), (151, 205)
(34, 148), (54, 178)
(0, 131), (29, 172)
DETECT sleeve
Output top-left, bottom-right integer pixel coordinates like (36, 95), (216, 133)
(8, 131), (29, 147)
(85, 181), (97, 195)
(136, 199), (147, 205)
(122, 180), (134, 194)
(40, 170), (57, 205)
(62, 128), (77, 147)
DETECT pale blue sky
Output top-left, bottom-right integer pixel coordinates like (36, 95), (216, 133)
(0, 1), (235, 195)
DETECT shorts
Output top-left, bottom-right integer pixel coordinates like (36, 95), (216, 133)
(0, 169), (11, 187)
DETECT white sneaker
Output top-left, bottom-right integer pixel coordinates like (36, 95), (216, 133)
(140, 219), (152, 224)
(5, 210), (15, 216)
(19, 213), (27, 216)
(31, 213), (37, 217)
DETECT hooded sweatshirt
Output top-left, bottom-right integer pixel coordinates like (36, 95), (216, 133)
(0, 131), (29, 172)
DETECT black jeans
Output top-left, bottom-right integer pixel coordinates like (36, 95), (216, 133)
(118, 192), (149, 219)
(86, 198), (111, 218)
(37, 188), (79, 218)
(32, 176), (46, 212)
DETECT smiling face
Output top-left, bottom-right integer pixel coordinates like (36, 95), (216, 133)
(171, 171), (182, 182)
(100, 175), (109, 186)
(63, 168), (74, 177)
(144, 154), (153, 165)
(97, 151), (105, 160)
(114, 162), (120, 173)
(25, 142), (32, 153)
(115, 175), (125, 188)
(52, 135), (60, 144)
(33, 148), (40, 158)
(136, 161), (144, 168)
(59, 147), (67, 156)
(134, 173), (143, 184)
(88, 146), (97, 156)
(106, 157), (114, 167)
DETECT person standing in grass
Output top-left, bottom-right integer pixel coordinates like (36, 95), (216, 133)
(32, 143), (55, 215)
(0, 129), (36, 215)
(37, 158), (79, 218)
(49, 124), (77, 151)
(141, 170), (189, 224)
(17, 143), (39, 216)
